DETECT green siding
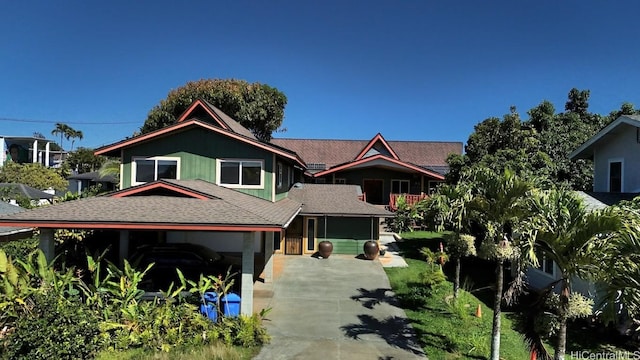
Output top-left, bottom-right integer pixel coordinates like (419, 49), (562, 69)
(316, 216), (380, 255)
(121, 128), (274, 200)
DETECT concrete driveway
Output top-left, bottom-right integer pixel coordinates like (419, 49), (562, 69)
(253, 255), (426, 360)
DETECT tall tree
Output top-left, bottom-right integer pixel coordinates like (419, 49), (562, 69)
(467, 167), (534, 360)
(527, 188), (625, 360)
(51, 123), (71, 150)
(141, 79), (288, 141)
(69, 129), (83, 151)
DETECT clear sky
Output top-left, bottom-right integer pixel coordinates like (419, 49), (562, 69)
(1, 1), (639, 149)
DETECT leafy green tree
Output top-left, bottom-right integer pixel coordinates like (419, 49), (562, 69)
(0, 162), (68, 191)
(65, 147), (105, 173)
(141, 79), (288, 141)
(526, 188), (625, 360)
(467, 167), (534, 360)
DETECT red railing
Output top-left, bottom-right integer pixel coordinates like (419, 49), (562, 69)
(388, 193), (428, 211)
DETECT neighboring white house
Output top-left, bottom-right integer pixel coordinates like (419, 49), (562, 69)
(0, 135), (65, 168)
(526, 115), (640, 299)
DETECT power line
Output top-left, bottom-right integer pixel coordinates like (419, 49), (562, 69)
(0, 116), (140, 125)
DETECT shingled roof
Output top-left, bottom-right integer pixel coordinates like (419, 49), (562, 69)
(288, 183), (392, 217)
(0, 180), (301, 231)
(270, 138), (462, 170)
(0, 183), (54, 200)
(0, 202), (32, 236)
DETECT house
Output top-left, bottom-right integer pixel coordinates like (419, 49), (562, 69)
(0, 202), (32, 242)
(0, 183), (55, 207)
(0, 99), (393, 315)
(272, 135), (462, 209)
(1, 136), (63, 168)
(67, 171), (119, 194)
(526, 114), (640, 298)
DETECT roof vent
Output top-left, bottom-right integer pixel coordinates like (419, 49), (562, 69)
(293, 182), (304, 189)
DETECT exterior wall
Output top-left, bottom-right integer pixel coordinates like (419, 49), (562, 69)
(592, 124), (640, 192)
(166, 231), (262, 253)
(317, 216), (380, 255)
(121, 128), (275, 200)
(526, 266), (599, 309)
(274, 160), (301, 201)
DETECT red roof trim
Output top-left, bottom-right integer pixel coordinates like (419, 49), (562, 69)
(176, 99), (229, 130)
(0, 222), (280, 232)
(354, 133), (400, 161)
(313, 154), (444, 180)
(110, 182), (212, 199)
(95, 120), (306, 168)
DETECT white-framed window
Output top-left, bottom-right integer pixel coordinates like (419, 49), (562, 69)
(391, 179), (410, 194)
(335, 178), (346, 184)
(608, 159), (623, 193)
(132, 156), (180, 185)
(535, 249), (555, 276)
(217, 159), (264, 189)
(289, 166), (295, 185)
(315, 178), (326, 184)
(277, 163), (283, 189)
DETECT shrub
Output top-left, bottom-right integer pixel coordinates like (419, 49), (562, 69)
(0, 237), (38, 261)
(1, 292), (101, 360)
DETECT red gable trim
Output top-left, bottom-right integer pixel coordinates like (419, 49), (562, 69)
(0, 221), (281, 232)
(354, 133), (400, 161)
(95, 120), (306, 168)
(313, 154), (444, 180)
(110, 182), (212, 199)
(176, 99), (229, 130)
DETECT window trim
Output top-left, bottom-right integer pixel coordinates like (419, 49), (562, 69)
(391, 179), (410, 194)
(131, 156), (180, 186)
(216, 159), (265, 189)
(277, 162), (283, 189)
(334, 178), (346, 184)
(608, 158), (624, 193)
(534, 249), (555, 277)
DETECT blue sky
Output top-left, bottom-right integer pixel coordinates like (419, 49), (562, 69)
(1, 1), (639, 149)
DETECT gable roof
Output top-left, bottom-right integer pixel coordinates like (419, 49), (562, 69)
(570, 115), (640, 159)
(270, 137), (462, 171)
(355, 133), (399, 160)
(95, 119), (305, 168)
(312, 154), (445, 179)
(0, 183), (54, 200)
(0, 179), (301, 232)
(176, 99), (257, 140)
(287, 183), (392, 217)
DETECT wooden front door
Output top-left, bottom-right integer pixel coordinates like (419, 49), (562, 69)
(363, 179), (384, 205)
(285, 217), (303, 255)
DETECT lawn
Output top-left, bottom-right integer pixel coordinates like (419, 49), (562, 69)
(96, 343), (259, 360)
(390, 232), (639, 359)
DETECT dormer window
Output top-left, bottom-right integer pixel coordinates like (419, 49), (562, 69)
(217, 159), (264, 189)
(132, 156), (180, 185)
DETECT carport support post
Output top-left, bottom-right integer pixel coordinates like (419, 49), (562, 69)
(241, 232), (255, 315)
(39, 229), (55, 263)
(119, 230), (130, 266)
(263, 231), (274, 283)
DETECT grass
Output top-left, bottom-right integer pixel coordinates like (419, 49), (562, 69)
(393, 232), (639, 359)
(96, 343), (260, 360)
(386, 258), (531, 359)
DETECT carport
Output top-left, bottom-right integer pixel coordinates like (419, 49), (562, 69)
(0, 179), (302, 315)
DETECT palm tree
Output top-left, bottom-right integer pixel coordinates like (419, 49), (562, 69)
(69, 129), (83, 151)
(426, 182), (476, 298)
(51, 122), (71, 150)
(99, 159), (120, 189)
(527, 188), (624, 360)
(467, 167), (534, 360)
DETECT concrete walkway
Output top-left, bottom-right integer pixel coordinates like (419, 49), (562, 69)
(253, 255), (426, 360)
